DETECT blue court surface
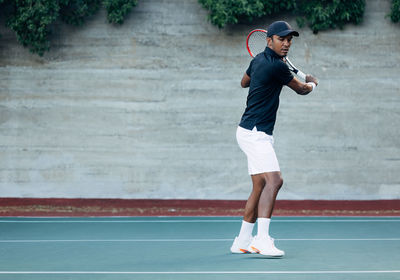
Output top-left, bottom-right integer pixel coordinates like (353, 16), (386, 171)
(0, 216), (399, 280)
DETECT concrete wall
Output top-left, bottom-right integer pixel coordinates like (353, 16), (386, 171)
(0, 0), (399, 200)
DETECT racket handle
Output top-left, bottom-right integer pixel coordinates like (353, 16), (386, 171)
(297, 70), (306, 80)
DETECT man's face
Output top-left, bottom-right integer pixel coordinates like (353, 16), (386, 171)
(267, 34), (293, 57)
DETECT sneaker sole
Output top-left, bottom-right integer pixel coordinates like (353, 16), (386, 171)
(231, 248), (251, 254)
(251, 246), (284, 258)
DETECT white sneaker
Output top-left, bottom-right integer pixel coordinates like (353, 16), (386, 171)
(230, 236), (253, 254)
(248, 236), (285, 257)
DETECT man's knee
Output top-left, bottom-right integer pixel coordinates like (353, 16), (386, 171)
(275, 177), (283, 190)
(269, 174), (283, 191)
(251, 174), (267, 191)
(252, 172), (283, 191)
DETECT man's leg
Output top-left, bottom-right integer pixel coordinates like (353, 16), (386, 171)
(243, 176), (264, 223)
(248, 171), (285, 257)
(231, 173), (266, 253)
(256, 171), (283, 218)
(243, 171), (282, 223)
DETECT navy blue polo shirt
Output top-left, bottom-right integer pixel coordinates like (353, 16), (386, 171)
(239, 47), (294, 135)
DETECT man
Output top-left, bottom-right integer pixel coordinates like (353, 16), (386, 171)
(231, 21), (318, 257)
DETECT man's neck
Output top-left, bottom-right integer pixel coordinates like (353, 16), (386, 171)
(266, 47), (284, 58)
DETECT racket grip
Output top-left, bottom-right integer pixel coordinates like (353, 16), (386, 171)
(297, 71), (306, 80)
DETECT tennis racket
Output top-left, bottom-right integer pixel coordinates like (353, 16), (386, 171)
(246, 29), (307, 80)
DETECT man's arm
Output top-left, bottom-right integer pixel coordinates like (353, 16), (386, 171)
(287, 74), (318, 95)
(241, 73), (251, 88)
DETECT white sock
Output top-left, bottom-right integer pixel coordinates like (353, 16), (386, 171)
(257, 218), (271, 238)
(238, 220), (254, 239)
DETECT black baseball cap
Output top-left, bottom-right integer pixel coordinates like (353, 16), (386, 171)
(267, 21), (299, 37)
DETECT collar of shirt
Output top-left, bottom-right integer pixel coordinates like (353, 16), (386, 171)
(264, 47), (283, 59)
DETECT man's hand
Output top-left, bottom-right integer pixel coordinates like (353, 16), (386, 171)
(305, 74), (318, 86)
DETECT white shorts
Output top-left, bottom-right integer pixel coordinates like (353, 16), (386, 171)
(236, 126), (280, 175)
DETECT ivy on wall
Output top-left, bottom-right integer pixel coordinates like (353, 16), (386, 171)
(199, 0), (366, 33)
(389, 0), (400, 22)
(198, 0), (296, 28)
(0, 0), (137, 56)
(103, 0), (136, 24)
(5, 0), (60, 56)
(59, 0), (102, 26)
(296, 0), (365, 33)
(199, 0), (400, 32)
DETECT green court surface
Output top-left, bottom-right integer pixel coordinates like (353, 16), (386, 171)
(0, 217), (399, 280)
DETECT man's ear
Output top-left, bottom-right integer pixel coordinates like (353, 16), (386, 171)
(267, 36), (272, 48)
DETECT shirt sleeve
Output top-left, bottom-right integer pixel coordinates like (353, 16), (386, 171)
(246, 60), (254, 77)
(273, 60), (294, 85)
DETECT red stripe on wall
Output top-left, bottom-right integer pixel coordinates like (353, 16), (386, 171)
(0, 198), (399, 217)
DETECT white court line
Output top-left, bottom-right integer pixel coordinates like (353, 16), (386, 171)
(0, 219), (399, 223)
(0, 270), (399, 275)
(0, 239), (231, 243)
(0, 238), (399, 243)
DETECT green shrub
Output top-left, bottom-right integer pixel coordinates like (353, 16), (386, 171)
(296, 0), (366, 33)
(6, 0), (60, 55)
(389, 0), (400, 22)
(198, 0), (295, 28)
(199, 0), (366, 33)
(103, 0), (137, 24)
(59, 0), (102, 26)
(0, 0), (137, 55)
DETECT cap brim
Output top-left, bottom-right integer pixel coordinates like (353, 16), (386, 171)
(277, 30), (299, 37)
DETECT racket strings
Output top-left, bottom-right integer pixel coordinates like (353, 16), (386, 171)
(247, 31), (268, 57)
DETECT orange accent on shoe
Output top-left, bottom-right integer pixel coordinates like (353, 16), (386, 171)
(251, 246), (260, 254)
(239, 249), (250, 253)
